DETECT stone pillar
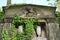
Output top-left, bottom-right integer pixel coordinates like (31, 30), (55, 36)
(47, 23), (59, 40)
(36, 26), (41, 37)
(0, 23), (4, 40)
(4, 23), (12, 35)
(18, 25), (23, 33)
(4, 23), (11, 31)
(55, 23), (60, 40)
(7, 0), (11, 5)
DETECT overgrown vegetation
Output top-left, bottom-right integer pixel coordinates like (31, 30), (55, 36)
(10, 24), (17, 40)
(2, 14), (39, 40)
(55, 11), (60, 26)
(13, 14), (39, 40)
(1, 11), (60, 40)
(2, 27), (10, 40)
(55, 11), (60, 17)
(25, 18), (35, 40)
(17, 32), (24, 40)
(0, 11), (4, 19)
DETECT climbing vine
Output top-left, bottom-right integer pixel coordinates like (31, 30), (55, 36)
(0, 11), (4, 19)
(2, 27), (10, 40)
(55, 11), (60, 27)
(2, 14), (39, 40)
(13, 14), (39, 25)
(10, 24), (17, 40)
(12, 14), (39, 40)
(25, 18), (35, 40)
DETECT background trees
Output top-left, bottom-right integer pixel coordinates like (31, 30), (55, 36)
(55, 11), (60, 27)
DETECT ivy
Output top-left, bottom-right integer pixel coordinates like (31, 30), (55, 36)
(2, 14), (39, 40)
(0, 11), (4, 19)
(17, 32), (24, 40)
(12, 14), (39, 40)
(10, 24), (17, 40)
(13, 14), (39, 24)
(55, 11), (60, 27)
(25, 18), (35, 40)
(55, 12), (60, 23)
(2, 27), (10, 40)
(55, 11), (60, 17)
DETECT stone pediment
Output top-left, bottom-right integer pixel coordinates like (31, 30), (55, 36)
(2, 4), (56, 18)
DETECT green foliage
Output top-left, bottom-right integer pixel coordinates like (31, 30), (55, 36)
(13, 14), (39, 24)
(10, 24), (17, 40)
(2, 24), (24, 40)
(25, 18), (34, 40)
(17, 32), (24, 40)
(55, 11), (60, 17)
(2, 27), (10, 40)
(12, 14), (39, 40)
(13, 14), (24, 25)
(0, 11), (4, 19)
(2, 14), (39, 40)
(55, 11), (60, 26)
(56, 0), (59, 2)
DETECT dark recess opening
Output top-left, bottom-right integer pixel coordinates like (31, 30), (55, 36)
(40, 22), (47, 37)
(40, 22), (46, 31)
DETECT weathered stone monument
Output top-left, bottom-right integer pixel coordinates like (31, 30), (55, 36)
(0, 0), (59, 40)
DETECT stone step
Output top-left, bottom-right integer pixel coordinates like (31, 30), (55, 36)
(32, 37), (47, 40)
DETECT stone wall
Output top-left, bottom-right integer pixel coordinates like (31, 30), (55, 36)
(47, 23), (59, 40)
(56, 28), (60, 40)
(0, 23), (4, 40)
